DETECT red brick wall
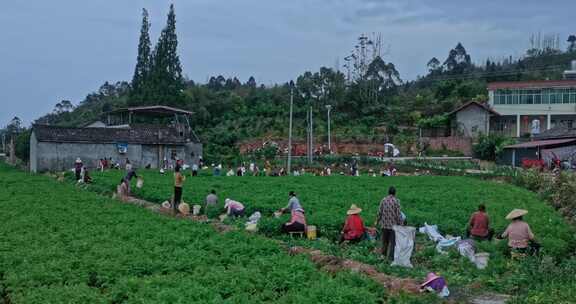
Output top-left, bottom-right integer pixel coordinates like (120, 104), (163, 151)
(239, 137), (473, 156)
(423, 136), (473, 156)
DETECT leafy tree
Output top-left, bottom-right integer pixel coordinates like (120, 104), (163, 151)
(568, 35), (576, 53)
(130, 8), (152, 104)
(443, 43), (472, 74)
(246, 76), (257, 88)
(6, 117), (22, 135)
(427, 57), (441, 74)
(53, 100), (74, 114)
(365, 56), (402, 95)
(149, 4), (184, 105)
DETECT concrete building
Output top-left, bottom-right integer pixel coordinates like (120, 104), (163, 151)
(488, 82), (576, 137)
(487, 60), (576, 138)
(449, 101), (499, 138)
(30, 106), (202, 173)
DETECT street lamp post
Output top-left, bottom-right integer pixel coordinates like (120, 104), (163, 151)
(287, 81), (294, 175)
(325, 105), (332, 154)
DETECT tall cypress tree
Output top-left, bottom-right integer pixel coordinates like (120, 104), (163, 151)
(129, 8), (152, 104)
(150, 4), (184, 105)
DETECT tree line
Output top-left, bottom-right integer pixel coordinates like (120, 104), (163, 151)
(3, 5), (576, 163)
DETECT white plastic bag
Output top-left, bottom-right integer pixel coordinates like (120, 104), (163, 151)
(419, 223), (444, 242)
(391, 225), (415, 268)
(246, 211), (262, 225)
(457, 240), (476, 263)
(474, 252), (490, 269)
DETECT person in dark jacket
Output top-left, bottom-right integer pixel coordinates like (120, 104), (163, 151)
(375, 186), (403, 260)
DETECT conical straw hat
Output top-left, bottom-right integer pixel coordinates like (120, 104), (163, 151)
(505, 209), (528, 220)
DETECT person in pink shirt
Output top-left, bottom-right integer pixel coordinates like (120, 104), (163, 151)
(224, 198), (245, 217)
(501, 209), (540, 255)
(281, 208), (306, 234)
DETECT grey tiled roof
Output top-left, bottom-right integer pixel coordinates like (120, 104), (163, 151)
(534, 125), (576, 140)
(33, 125), (192, 145)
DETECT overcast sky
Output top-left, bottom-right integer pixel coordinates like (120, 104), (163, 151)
(1, 0), (575, 125)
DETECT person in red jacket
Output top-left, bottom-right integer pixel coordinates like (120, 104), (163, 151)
(466, 204), (494, 241)
(340, 204), (366, 244)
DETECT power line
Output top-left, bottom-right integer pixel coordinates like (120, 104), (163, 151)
(413, 64), (568, 84)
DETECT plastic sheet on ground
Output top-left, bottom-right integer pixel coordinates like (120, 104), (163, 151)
(391, 225), (416, 268)
(419, 223), (444, 242)
(436, 236), (461, 254)
(456, 239), (476, 263)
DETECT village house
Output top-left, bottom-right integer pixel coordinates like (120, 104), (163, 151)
(30, 106), (202, 173)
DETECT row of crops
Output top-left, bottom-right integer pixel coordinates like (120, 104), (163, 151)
(0, 164), (439, 303)
(78, 168), (576, 303)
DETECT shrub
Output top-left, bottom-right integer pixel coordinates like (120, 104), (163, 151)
(473, 134), (514, 161)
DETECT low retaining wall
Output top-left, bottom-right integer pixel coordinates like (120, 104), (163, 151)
(423, 136), (473, 156)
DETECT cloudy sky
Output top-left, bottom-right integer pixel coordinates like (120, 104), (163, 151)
(1, 0), (574, 125)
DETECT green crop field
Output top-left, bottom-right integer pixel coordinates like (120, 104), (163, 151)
(75, 168), (576, 302)
(2, 165), (576, 303)
(1, 164), (439, 304)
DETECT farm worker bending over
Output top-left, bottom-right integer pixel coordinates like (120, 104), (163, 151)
(339, 204), (365, 244)
(467, 204), (494, 241)
(173, 164), (186, 214)
(281, 208), (306, 234)
(122, 169), (138, 195)
(206, 190), (219, 206)
(224, 198), (245, 217)
(376, 186), (404, 261)
(278, 191), (302, 214)
(501, 209), (540, 255)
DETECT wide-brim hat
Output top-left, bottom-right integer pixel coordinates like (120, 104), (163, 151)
(347, 204), (362, 215)
(506, 209), (528, 220)
(420, 272), (440, 287)
(75, 158), (82, 163)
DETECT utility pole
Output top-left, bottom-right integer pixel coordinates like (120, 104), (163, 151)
(9, 136), (15, 164)
(309, 105), (314, 163)
(326, 105), (332, 154)
(287, 81), (294, 175)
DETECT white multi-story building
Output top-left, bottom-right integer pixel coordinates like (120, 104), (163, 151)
(488, 61), (576, 137)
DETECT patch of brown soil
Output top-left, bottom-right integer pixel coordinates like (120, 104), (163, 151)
(289, 246), (420, 295)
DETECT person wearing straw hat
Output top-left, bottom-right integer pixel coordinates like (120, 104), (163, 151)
(339, 204), (366, 244)
(419, 272), (450, 298)
(501, 209), (539, 255)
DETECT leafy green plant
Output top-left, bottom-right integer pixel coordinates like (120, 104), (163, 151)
(473, 134), (515, 161)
